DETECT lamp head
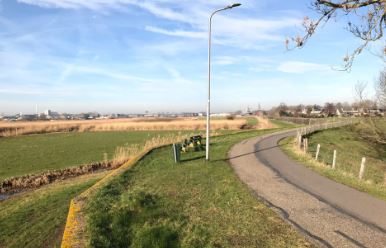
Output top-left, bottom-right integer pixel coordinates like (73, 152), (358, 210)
(227, 3), (241, 9)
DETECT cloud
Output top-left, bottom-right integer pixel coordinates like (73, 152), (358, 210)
(277, 61), (331, 74)
(213, 56), (237, 66)
(145, 26), (205, 39)
(17, 0), (192, 23)
(18, 0), (302, 50)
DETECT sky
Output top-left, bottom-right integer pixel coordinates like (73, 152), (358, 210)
(0, 0), (384, 114)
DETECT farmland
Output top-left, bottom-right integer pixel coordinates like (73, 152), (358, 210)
(0, 117), (270, 180)
(0, 131), (193, 180)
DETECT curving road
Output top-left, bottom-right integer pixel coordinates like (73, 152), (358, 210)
(229, 130), (386, 248)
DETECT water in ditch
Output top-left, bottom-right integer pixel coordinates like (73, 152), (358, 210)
(0, 194), (10, 201)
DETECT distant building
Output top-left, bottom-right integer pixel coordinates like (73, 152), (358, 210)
(310, 109), (324, 117)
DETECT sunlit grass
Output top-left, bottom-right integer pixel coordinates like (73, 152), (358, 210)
(85, 126), (314, 248)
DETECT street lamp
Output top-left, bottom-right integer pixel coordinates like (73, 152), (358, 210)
(206, 3), (241, 161)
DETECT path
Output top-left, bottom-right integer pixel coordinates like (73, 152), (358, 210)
(229, 130), (386, 248)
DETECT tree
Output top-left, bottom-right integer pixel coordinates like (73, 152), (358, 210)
(278, 103), (289, 116)
(376, 67), (386, 108)
(355, 81), (367, 103)
(288, 0), (386, 70)
(352, 81), (378, 113)
(324, 102), (337, 116)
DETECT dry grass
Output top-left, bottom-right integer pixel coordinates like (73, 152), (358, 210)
(0, 118), (250, 137)
(256, 117), (275, 129)
(111, 132), (195, 166)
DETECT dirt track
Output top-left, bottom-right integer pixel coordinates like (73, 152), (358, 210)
(229, 130), (386, 248)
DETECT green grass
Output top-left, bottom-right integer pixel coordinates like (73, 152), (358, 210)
(85, 127), (313, 248)
(269, 119), (301, 129)
(246, 117), (258, 126)
(279, 127), (386, 201)
(0, 131), (196, 180)
(0, 172), (108, 248)
(306, 126), (386, 184)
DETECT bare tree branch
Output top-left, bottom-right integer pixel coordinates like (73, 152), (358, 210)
(290, 0), (386, 70)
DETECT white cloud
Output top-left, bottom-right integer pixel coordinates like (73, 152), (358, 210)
(145, 26), (205, 39)
(277, 61), (331, 74)
(213, 56), (237, 66)
(17, 0), (302, 50)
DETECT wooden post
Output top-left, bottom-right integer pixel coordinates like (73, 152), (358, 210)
(305, 138), (308, 153)
(332, 150), (337, 169)
(315, 144), (320, 161)
(359, 157), (366, 180)
(302, 138), (306, 153)
(298, 135), (302, 149)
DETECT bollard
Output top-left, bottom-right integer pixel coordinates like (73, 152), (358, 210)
(332, 150), (337, 169)
(359, 157), (366, 180)
(173, 143), (181, 163)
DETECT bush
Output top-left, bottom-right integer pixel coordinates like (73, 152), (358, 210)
(226, 115), (236, 120)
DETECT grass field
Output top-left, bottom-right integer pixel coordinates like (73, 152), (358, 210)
(0, 131), (195, 180)
(280, 123), (386, 201)
(0, 172), (108, 248)
(84, 126), (314, 248)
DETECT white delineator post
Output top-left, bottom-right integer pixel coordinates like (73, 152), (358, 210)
(332, 150), (337, 169)
(315, 144), (321, 161)
(359, 157), (366, 180)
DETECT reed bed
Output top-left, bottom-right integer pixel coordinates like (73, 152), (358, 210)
(111, 133), (194, 166)
(0, 118), (248, 137)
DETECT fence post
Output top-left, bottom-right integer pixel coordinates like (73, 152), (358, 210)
(359, 157), (366, 180)
(332, 150), (337, 169)
(307, 139), (309, 152)
(173, 144), (181, 163)
(315, 144), (320, 161)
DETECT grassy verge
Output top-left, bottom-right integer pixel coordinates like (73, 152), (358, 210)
(279, 132), (386, 202)
(269, 119), (301, 129)
(85, 126), (314, 248)
(0, 172), (108, 248)
(0, 131), (198, 180)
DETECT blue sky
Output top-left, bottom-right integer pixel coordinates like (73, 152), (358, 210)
(0, 0), (384, 114)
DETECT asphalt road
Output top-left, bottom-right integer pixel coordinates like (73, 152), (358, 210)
(229, 130), (386, 248)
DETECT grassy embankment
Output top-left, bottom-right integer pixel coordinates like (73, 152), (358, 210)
(0, 172), (108, 248)
(280, 120), (386, 201)
(84, 125), (314, 248)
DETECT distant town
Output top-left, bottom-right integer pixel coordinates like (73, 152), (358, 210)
(1, 101), (385, 122)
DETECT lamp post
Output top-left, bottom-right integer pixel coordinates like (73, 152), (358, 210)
(206, 3), (241, 161)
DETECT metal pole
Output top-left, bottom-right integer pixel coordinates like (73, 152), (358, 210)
(206, 4), (241, 161)
(206, 13), (213, 161)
